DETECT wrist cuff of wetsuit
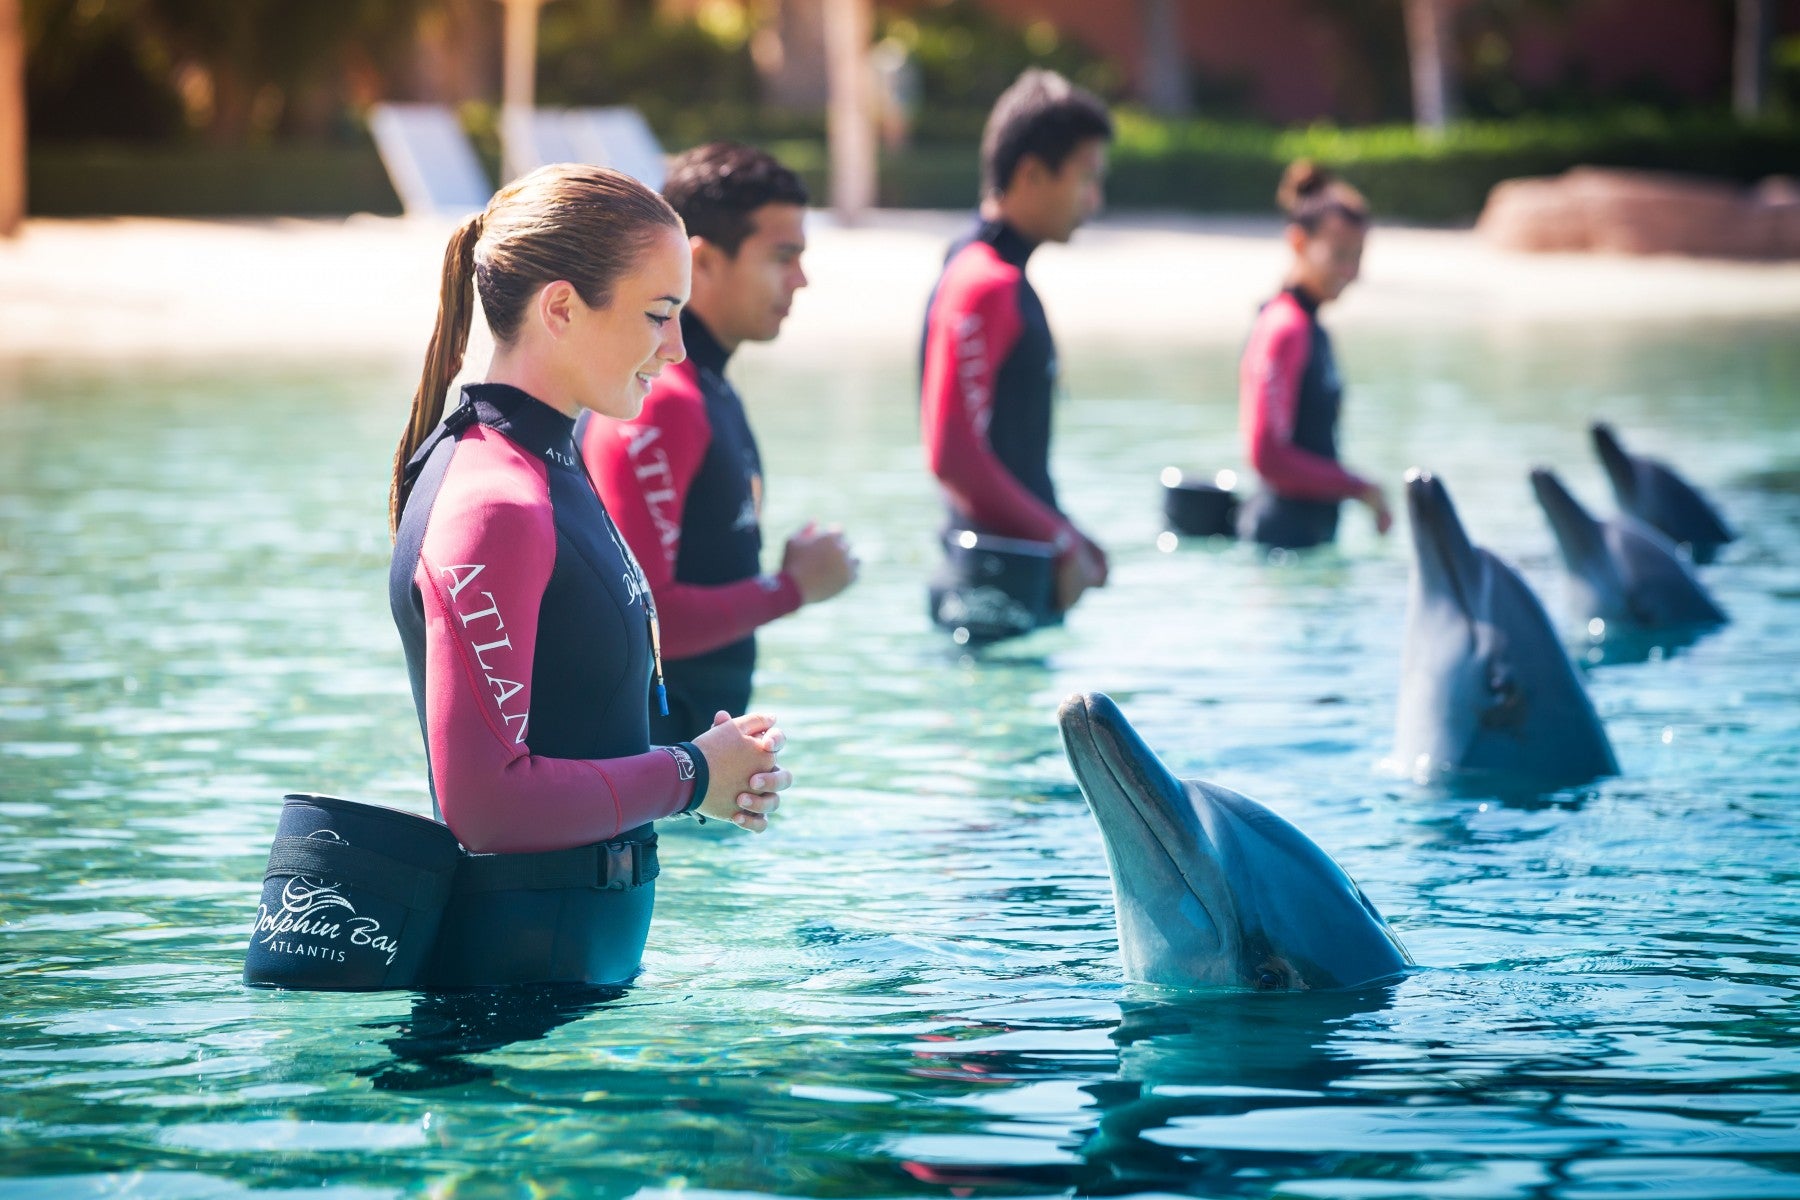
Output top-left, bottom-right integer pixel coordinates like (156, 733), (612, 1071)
(767, 571), (804, 612)
(674, 741), (710, 815)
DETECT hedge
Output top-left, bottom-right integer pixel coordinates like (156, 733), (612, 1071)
(830, 110), (1800, 220)
(28, 142), (402, 218)
(26, 110), (1800, 223)
(1104, 110), (1800, 222)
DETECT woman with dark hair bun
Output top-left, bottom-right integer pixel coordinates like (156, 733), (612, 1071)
(387, 164), (792, 989)
(1236, 160), (1391, 550)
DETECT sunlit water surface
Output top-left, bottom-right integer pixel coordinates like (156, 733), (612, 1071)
(2, 317), (1797, 1199)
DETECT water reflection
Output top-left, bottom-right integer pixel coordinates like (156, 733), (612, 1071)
(1077, 991), (1398, 1195)
(891, 988), (1403, 1197)
(361, 984), (628, 1092)
(1575, 620), (1718, 668)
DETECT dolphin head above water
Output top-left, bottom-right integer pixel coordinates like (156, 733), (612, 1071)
(1058, 692), (1413, 992)
(1397, 469), (1619, 789)
(1591, 422), (1735, 564)
(1530, 466), (1727, 630)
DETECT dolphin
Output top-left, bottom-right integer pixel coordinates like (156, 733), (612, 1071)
(1057, 691), (1413, 992)
(1530, 467), (1727, 632)
(1397, 470), (1619, 789)
(1592, 422), (1735, 564)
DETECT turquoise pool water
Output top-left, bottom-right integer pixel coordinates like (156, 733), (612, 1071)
(1, 318), (1797, 1199)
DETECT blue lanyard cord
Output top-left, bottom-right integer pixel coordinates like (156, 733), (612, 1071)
(604, 510), (669, 718)
(580, 457), (670, 718)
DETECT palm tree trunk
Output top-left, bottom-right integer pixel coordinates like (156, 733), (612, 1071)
(824, 0), (873, 221)
(1139, 0), (1189, 116)
(0, 0), (22, 236)
(1403, 0), (1457, 133)
(1734, 0), (1771, 119)
(758, 0), (830, 111)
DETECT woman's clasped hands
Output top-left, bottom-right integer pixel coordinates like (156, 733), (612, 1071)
(691, 710), (790, 831)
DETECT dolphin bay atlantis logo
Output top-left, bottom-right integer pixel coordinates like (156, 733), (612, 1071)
(253, 829), (403, 966)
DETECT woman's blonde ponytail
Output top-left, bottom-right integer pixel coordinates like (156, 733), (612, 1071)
(389, 212), (483, 537)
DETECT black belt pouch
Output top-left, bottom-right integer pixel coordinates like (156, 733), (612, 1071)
(243, 794), (463, 990)
(1163, 474), (1241, 539)
(929, 529), (1058, 643)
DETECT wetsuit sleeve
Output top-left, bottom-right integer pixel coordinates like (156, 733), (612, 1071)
(921, 268), (1075, 551)
(582, 391), (803, 661)
(415, 450), (698, 854)
(1240, 304), (1371, 503)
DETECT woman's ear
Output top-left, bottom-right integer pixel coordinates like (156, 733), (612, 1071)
(536, 280), (580, 338)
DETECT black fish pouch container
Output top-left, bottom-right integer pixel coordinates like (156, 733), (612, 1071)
(1161, 468), (1241, 539)
(929, 530), (1058, 644)
(244, 794), (463, 990)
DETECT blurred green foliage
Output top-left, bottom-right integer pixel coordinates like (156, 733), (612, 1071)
(22, 0), (1798, 220)
(535, 3), (761, 140)
(1145, 110), (1800, 222)
(876, 0), (1120, 140)
(29, 109), (1800, 220)
(768, 109), (1800, 220)
(24, 0), (429, 142)
(28, 142), (403, 216)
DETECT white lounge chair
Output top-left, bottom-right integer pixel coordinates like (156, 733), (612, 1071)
(368, 103), (493, 218)
(527, 107), (667, 191)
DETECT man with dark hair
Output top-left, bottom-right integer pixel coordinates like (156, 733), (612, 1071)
(921, 68), (1113, 621)
(580, 142), (856, 744)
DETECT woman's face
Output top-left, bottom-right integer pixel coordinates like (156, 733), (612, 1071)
(1290, 210), (1365, 303)
(565, 224), (692, 420)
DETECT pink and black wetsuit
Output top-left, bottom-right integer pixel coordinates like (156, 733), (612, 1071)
(920, 219), (1076, 558)
(390, 383), (708, 987)
(1237, 286), (1372, 549)
(578, 311), (802, 743)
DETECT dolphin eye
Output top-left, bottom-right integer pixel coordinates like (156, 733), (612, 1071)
(1480, 667), (1526, 731)
(1253, 958), (1295, 991)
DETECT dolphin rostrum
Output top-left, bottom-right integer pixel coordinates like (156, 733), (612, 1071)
(1397, 469), (1619, 790)
(1592, 422), (1735, 564)
(1530, 466), (1727, 632)
(1058, 691), (1413, 992)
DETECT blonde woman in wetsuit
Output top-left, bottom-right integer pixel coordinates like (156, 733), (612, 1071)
(387, 165), (790, 989)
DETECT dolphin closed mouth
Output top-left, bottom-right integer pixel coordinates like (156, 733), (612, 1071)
(1591, 423), (1640, 507)
(1405, 469), (1483, 628)
(1060, 692), (1413, 992)
(1592, 421), (1735, 562)
(1058, 692), (1226, 953)
(1531, 467), (1611, 576)
(1531, 465), (1727, 632)
(1057, 693), (1194, 868)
